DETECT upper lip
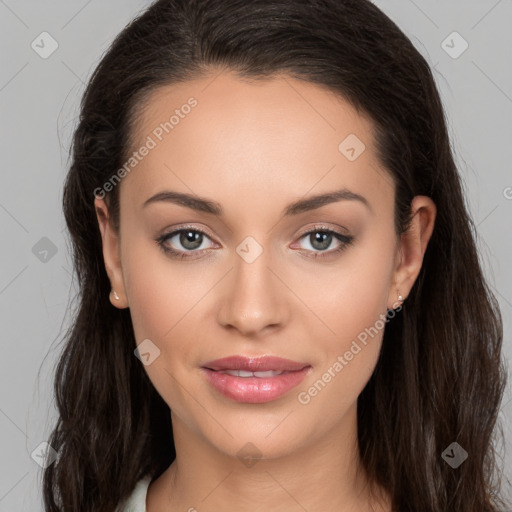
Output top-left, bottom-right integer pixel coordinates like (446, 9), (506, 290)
(202, 355), (310, 372)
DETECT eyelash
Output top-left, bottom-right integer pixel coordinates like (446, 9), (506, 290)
(155, 224), (355, 260)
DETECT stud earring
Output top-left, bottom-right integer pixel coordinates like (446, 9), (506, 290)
(112, 290), (120, 301)
(397, 290), (404, 304)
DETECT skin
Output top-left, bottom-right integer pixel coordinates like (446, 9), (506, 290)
(95, 70), (436, 512)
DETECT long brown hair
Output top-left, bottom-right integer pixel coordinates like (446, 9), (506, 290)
(43, 0), (509, 510)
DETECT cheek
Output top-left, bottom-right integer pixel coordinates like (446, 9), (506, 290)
(301, 229), (397, 345)
(122, 244), (198, 412)
(122, 238), (215, 409)
(296, 309), (386, 418)
(122, 236), (204, 341)
(293, 230), (396, 406)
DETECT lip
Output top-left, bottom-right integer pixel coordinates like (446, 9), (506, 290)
(202, 355), (309, 372)
(201, 355), (312, 404)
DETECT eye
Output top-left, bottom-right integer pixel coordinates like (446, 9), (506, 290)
(155, 224), (355, 260)
(293, 226), (355, 259)
(156, 226), (216, 259)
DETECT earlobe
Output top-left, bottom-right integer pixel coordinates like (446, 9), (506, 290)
(94, 197), (129, 309)
(388, 195), (436, 309)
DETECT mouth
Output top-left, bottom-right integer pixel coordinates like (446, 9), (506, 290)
(201, 355), (312, 403)
(202, 355), (309, 372)
(209, 369), (292, 378)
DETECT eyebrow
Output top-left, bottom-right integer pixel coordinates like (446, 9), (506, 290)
(142, 188), (371, 216)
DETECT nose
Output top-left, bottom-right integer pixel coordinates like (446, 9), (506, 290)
(216, 244), (288, 337)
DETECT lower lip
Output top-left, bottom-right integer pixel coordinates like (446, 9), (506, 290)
(201, 367), (311, 404)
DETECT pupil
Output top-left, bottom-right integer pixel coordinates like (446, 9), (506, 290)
(181, 231), (202, 250)
(312, 232), (331, 251)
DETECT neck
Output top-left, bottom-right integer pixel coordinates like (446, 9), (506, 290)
(146, 404), (391, 512)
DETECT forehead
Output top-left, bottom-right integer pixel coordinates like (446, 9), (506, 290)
(119, 71), (393, 215)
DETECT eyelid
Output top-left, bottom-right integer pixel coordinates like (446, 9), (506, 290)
(294, 223), (350, 239)
(160, 223), (216, 240)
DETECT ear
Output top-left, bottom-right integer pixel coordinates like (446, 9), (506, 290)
(388, 195), (436, 309)
(94, 196), (129, 309)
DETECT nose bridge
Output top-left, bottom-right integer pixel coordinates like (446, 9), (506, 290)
(217, 235), (286, 334)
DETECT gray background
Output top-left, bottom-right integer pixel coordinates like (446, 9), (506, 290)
(0, 0), (511, 509)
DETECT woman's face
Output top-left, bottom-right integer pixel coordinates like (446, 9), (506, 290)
(96, 71), (430, 462)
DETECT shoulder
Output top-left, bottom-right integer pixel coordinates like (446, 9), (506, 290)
(116, 475), (152, 512)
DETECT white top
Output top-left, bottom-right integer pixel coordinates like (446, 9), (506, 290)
(117, 475), (152, 512)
